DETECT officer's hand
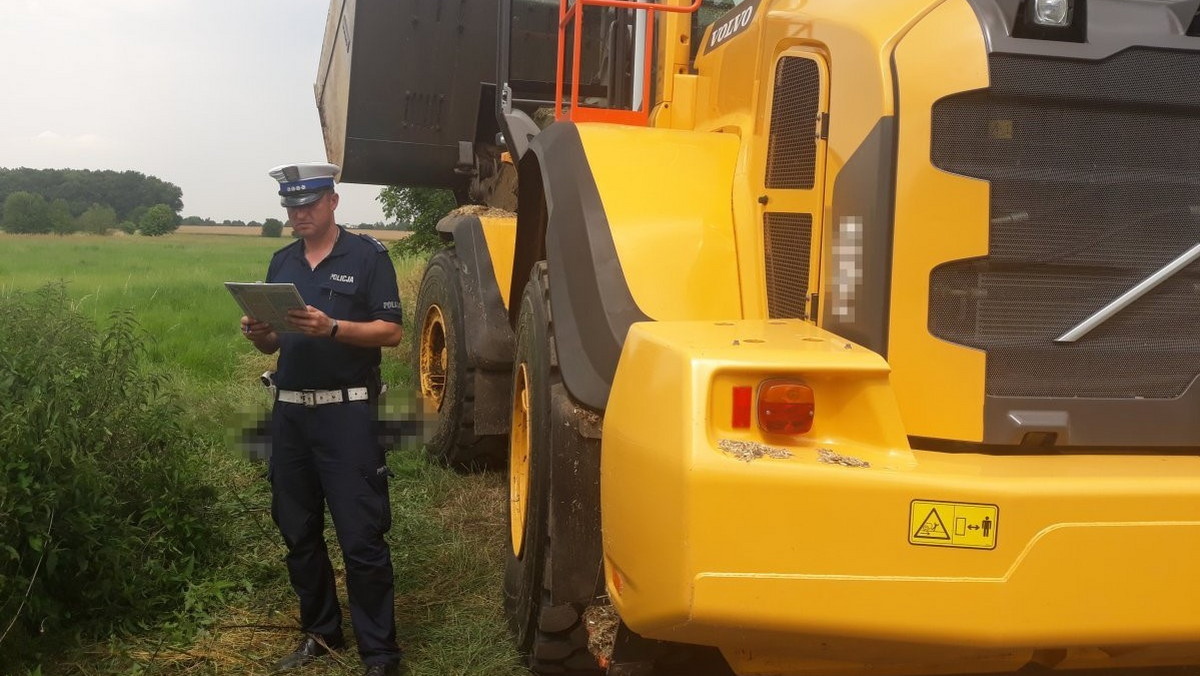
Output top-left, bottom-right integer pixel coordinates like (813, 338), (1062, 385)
(286, 305), (336, 337)
(241, 315), (274, 340)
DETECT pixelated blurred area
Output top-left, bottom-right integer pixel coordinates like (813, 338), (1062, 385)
(238, 383), (435, 463)
(376, 385), (437, 452)
(240, 415), (273, 463)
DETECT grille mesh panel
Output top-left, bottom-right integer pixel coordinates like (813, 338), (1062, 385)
(930, 48), (1200, 399)
(766, 57), (820, 189)
(764, 213), (812, 319)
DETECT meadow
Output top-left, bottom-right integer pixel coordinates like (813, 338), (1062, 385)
(0, 233), (528, 675)
(0, 233), (422, 383)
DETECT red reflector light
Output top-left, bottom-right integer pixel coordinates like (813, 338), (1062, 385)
(757, 379), (814, 435)
(732, 386), (752, 428)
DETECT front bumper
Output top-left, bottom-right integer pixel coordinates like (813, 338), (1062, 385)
(600, 320), (1200, 675)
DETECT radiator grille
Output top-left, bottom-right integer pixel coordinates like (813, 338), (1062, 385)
(930, 48), (1200, 399)
(764, 213), (812, 319)
(766, 57), (820, 190)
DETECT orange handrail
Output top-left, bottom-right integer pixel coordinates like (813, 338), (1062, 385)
(558, 0), (702, 26)
(556, 0), (702, 125)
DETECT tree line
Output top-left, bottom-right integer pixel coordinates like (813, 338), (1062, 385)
(0, 169), (457, 240)
(0, 168), (182, 220)
(181, 216), (384, 231)
(0, 168), (185, 236)
(1, 192), (180, 236)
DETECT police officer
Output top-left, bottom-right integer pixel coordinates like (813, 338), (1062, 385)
(241, 162), (404, 676)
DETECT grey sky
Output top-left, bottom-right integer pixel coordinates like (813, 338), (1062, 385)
(0, 0), (387, 225)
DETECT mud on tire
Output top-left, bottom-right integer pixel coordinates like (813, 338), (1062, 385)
(503, 262), (603, 675)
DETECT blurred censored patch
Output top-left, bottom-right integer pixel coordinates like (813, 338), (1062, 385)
(237, 385), (437, 463)
(240, 414), (274, 463)
(376, 386), (437, 452)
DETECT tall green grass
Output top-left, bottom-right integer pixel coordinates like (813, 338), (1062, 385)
(1, 234), (269, 383)
(0, 234), (424, 384)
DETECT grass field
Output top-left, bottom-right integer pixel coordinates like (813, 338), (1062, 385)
(0, 233), (423, 383)
(0, 232), (527, 675)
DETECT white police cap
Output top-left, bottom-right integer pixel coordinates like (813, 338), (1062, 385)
(268, 162), (340, 207)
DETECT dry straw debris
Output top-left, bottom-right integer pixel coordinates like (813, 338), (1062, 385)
(583, 604), (620, 665)
(717, 439), (793, 462)
(817, 448), (871, 468)
(448, 204), (516, 219)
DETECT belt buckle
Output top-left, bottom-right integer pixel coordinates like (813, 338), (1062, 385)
(301, 389), (317, 408)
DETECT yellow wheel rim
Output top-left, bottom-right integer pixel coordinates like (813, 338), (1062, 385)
(510, 363), (532, 557)
(418, 304), (448, 410)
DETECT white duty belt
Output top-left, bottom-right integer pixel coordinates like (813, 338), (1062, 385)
(277, 387), (370, 407)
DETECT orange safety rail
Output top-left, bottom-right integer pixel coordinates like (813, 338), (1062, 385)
(556, 0), (702, 125)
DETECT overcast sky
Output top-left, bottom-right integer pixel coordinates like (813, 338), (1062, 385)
(1, 0), (387, 224)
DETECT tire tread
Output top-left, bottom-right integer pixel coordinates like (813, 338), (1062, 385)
(506, 262), (602, 675)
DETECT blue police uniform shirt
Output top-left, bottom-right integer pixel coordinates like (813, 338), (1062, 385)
(266, 226), (403, 390)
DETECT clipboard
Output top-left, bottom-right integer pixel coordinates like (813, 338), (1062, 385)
(225, 282), (307, 333)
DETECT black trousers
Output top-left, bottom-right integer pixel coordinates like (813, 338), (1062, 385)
(269, 399), (401, 666)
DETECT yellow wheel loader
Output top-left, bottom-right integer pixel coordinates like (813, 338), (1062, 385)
(317, 0), (1200, 673)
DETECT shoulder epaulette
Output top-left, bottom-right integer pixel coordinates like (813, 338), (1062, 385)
(353, 231), (389, 253)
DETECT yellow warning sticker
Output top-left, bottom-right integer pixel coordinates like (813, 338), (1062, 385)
(909, 500), (998, 549)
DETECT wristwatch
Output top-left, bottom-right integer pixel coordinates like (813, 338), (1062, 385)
(330, 318), (340, 338)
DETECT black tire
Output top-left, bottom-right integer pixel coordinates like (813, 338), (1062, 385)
(412, 249), (506, 470)
(504, 262), (603, 675)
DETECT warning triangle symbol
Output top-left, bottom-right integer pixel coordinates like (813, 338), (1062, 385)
(913, 507), (952, 541)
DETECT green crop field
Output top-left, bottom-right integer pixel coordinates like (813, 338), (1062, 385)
(0, 233), (526, 676)
(0, 233), (424, 383)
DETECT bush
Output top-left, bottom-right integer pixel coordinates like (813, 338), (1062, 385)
(75, 203), (117, 236)
(47, 199), (76, 236)
(261, 217), (283, 238)
(377, 185), (457, 258)
(0, 286), (222, 666)
(2, 192), (50, 234)
(138, 204), (179, 236)
(128, 205), (149, 227)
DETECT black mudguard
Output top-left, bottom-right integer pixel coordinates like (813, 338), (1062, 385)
(512, 122), (651, 412)
(436, 213), (516, 436)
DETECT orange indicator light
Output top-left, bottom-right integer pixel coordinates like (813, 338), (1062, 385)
(757, 379), (814, 435)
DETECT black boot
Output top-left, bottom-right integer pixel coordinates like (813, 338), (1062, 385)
(362, 660), (402, 676)
(274, 633), (345, 671)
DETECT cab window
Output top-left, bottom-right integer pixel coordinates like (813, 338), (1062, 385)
(691, 0), (743, 63)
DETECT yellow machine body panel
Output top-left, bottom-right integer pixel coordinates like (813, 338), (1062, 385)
(887, 0), (989, 441)
(479, 214), (518, 311)
(601, 319), (1200, 675)
(683, 0), (954, 322)
(574, 123), (742, 321)
(691, 0), (944, 123)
